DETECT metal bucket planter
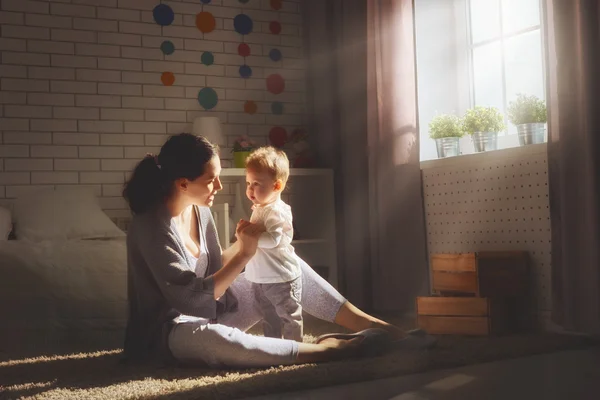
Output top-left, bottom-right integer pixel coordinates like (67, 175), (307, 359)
(471, 131), (498, 152)
(435, 137), (460, 158)
(517, 123), (546, 146)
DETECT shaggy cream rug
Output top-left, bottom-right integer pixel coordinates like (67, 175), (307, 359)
(0, 316), (594, 400)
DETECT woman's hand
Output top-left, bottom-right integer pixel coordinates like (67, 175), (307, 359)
(235, 219), (264, 258)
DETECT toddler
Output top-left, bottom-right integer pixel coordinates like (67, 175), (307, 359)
(244, 147), (303, 341)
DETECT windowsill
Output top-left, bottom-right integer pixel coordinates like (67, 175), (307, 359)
(420, 141), (547, 170)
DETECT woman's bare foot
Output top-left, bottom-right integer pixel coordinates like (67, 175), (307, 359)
(365, 318), (407, 341)
(334, 301), (407, 340)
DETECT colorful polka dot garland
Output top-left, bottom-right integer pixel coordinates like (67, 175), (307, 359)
(269, 48), (282, 62)
(271, 101), (284, 115)
(267, 0), (286, 142)
(153, 4), (174, 26)
(161, 72), (175, 86)
(196, 11), (216, 33)
(269, 126), (288, 148)
(234, 14), (253, 35)
(160, 40), (175, 55)
(244, 101), (258, 115)
(266, 74), (285, 95)
(238, 43), (251, 57)
(151, 1), (293, 130)
(269, 21), (282, 34)
(198, 88), (218, 110)
(239, 64), (252, 79)
(270, 0), (282, 10)
(201, 51), (214, 66)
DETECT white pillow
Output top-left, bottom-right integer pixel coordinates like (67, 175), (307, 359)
(0, 206), (12, 241)
(13, 186), (125, 241)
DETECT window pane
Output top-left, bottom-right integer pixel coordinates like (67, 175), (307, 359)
(504, 30), (545, 133)
(470, 0), (501, 43)
(473, 42), (504, 113)
(502, 0), (541, 34)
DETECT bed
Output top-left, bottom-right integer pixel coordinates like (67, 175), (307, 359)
(0, 187), (129, 356)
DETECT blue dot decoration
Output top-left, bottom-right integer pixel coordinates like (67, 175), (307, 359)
(198, 88), (218, 110)
(269, 48), (282, 62)
(201, 0), (212, 3)
(160, 40), (175, 55)
(271, 101), (284, 115)
(201, 51), (214, 66)
(239, 64), (252, 78)
(153, 4), (174, 26)
(234, 14), (253, 35)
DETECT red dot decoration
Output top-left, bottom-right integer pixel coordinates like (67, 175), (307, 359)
(161, 71), (175, 86)
(266, 74), (285, 94)
(269, 21), (282, 34)
(196, 11), (216, 33)
(238, 43), (251, 57)
(244, 100), (257, 114)
(269, 126), (287, 148)
(270, 0), (282, 10)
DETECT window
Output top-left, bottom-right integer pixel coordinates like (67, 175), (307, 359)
(415, 0), (546, 161)
(469, 0), (545, 136)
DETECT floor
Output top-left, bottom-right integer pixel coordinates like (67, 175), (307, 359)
(247, 347), (600, 400)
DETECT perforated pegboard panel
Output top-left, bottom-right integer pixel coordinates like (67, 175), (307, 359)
(422, 146), (551, 319)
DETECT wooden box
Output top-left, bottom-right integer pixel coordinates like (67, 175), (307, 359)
(431, 252), (529, 297)
(416, 296), (514, 335)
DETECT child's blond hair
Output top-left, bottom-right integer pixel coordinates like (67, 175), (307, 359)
(245, 146), (290, 185)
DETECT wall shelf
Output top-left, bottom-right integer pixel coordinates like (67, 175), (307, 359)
(220, 168), (333, 177)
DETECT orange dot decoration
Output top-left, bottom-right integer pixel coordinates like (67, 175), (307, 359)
(196, 11), (216, 33)
(161, 71), (175, 86)
(270, 0), (282, 10)
(244, 100), (257, 115)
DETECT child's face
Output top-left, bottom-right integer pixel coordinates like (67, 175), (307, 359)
(245, 169), (281, 205)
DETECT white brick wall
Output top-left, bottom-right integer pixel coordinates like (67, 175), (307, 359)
(1, 0), (306, 221)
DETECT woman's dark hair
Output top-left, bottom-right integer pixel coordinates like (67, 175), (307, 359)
(123, 133), (218, 214)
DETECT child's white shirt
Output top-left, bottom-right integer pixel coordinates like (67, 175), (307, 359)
(244, 198), (302, 284)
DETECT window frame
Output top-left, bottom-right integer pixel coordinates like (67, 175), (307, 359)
(465, 0), (546, 136)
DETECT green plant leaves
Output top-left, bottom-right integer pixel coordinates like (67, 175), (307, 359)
(461, 106), (505, 135)
(429, 114), (464, 139)
(507, 93), (547, 125)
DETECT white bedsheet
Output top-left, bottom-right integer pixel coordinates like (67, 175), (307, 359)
(0, 238), (128, 331)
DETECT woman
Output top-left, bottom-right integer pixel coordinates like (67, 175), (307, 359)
(122, 133), (432, 368)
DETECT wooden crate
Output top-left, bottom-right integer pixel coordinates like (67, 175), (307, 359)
(416, 296), (514, 335)
(430, 252), (529, 297)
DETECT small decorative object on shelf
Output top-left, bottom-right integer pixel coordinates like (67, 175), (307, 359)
(428, 114), (463, 158)
(290, 128), (316, 168)
(462, 106), (505, 153)
(192, 116), (224, 146)
(232, 135), (257, 168)
(507, 93), (547, 146)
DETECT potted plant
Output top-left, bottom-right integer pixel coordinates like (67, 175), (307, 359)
(507, 93), (547, 146)
(462, 106), (505, 152)
(232, 135), (257, 168)
(428, 114), (463, 158)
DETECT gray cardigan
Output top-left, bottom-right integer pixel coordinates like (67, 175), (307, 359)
(123, 204), (237, 362)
